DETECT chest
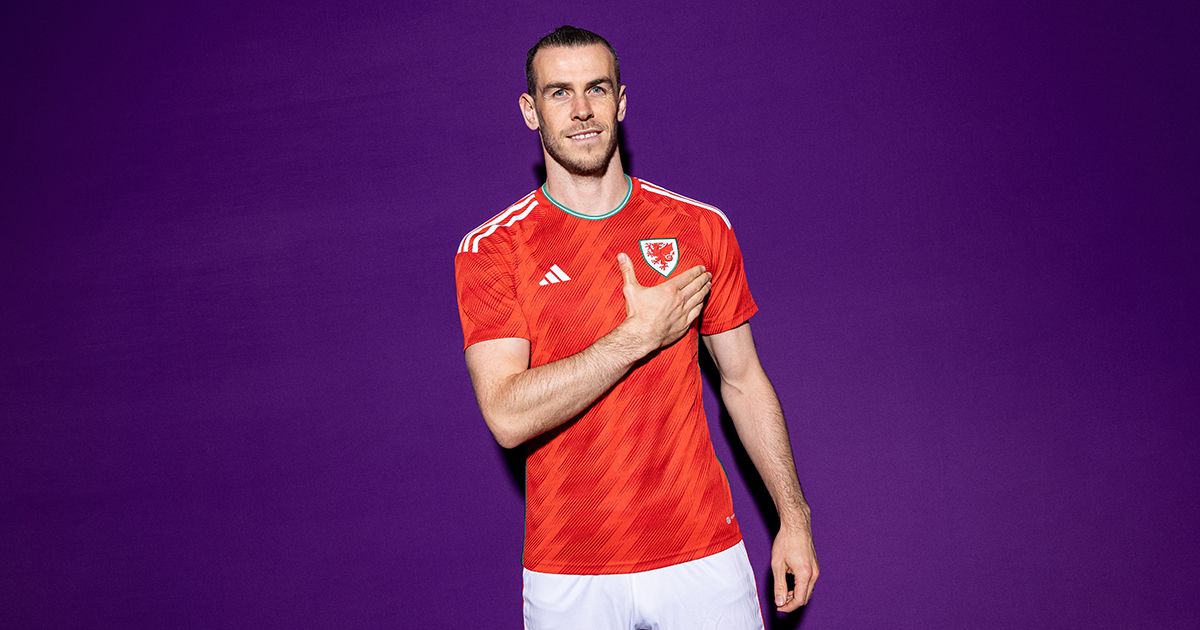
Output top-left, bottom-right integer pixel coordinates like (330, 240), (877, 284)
(513, 210), (711, 356)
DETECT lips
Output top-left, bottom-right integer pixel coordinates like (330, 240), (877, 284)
(567, 128), (604, 140)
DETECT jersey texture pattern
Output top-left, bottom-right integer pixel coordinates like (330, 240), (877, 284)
(455, 176), (758, 574)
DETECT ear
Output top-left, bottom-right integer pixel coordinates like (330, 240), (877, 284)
(616, 84), (627, 122)
(519, 93), (540, 131)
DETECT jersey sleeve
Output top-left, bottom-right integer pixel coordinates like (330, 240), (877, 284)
(454, 233), (530, 350)
(699, 211), (758, 335)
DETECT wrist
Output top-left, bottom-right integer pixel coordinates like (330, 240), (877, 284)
(608, 320), (654, 362)
(779, 504), (812, 531)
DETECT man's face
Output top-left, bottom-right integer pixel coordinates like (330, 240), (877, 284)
(520, 43), (626, 177)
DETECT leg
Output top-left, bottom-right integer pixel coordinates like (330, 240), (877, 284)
(633, 541), (764, 630)
(523, 567), (636, 630)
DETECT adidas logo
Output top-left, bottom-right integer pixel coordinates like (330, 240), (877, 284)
(538, 264), (572, 286)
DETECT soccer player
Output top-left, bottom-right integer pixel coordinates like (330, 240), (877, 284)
(454, 25), (819, 629)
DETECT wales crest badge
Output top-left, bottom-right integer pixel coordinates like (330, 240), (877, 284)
(639, 238), (679, 277)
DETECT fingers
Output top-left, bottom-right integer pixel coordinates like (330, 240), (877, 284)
(616, 253), (641, 288)
(779, 572), (804, 612)
(779, 561), (816, 612)
(681, 276), (711, 314)
(772, 562), (789, 610)
(804, 561), (819, 606)
(680, 269), (711, 298)
(773, 530), (818, 613)
(669, 264), (707, 288)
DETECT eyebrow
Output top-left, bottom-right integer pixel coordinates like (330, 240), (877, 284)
(541, 78), (614, 94)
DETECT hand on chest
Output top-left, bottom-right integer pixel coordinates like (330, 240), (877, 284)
(519, 223), (710, 334)
(526, 235), (706, 295)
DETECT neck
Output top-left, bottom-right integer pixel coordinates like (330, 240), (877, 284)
(542, 153), (629, 216)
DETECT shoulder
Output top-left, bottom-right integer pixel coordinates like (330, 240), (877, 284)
(636, 178), (733, 231)
(456, 189), (541, 256)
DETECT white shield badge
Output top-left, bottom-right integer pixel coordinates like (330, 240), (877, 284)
(639, 238), (679, 277)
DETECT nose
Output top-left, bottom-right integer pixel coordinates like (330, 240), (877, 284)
(570, 93), (594, 121)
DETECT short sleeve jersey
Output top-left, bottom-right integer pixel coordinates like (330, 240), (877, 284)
(454, 176), (758, 574)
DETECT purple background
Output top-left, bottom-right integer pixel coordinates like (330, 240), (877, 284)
(4, 1), (1198, 628)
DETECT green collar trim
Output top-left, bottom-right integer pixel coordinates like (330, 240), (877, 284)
(541, 175), (632, 220)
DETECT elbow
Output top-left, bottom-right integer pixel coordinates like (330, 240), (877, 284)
(493, 427), (524, 450)
(718, 375), (748, 400)
(720, 363), (770, 392)
(483, 410), (525, 449)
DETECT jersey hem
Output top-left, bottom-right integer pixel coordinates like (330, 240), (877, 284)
(463, 334), (532, 352)
(522, 530), (743, 575)
(700, 303), (759, 336)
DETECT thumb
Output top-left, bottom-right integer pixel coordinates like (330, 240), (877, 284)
(616, 252), (640, 288)
(773, 562), (789, 608)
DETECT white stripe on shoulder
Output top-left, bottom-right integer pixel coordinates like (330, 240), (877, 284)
(457, 191), (537, 254)
(639, 180), (731, 229)
(468, 200), (538, 253)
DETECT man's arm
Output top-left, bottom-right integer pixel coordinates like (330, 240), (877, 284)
(702, 322), (819, 612)
(465, 254), (711, 449)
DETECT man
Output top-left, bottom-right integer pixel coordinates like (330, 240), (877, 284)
(454, 25), (818, 629)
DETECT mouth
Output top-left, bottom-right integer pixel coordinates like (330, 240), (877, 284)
(567, 128), (604, 142)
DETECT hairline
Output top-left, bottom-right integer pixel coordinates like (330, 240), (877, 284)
(527, 42), (622, 97)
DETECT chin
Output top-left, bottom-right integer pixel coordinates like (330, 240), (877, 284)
(563, 163), (607, 177)
(544, 139), (616, 176)
(550, 153), (602, 176)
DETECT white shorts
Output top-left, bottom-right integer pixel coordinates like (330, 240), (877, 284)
(522, 541), (765, 630)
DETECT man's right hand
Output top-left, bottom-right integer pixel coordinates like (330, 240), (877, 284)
(615, 252), (711, 353)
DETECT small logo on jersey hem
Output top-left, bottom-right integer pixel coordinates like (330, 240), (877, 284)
(639, 238), (678, 277)
(538, 264), (571, 286)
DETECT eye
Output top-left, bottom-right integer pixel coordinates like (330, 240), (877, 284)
(552, 88), (567, 98)
(589, 85), (606, 95)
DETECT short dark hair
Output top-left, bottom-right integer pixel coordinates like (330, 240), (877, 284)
(525, 25), (621, 96)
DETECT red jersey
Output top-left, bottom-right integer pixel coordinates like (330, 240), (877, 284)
(454, 175), (758, 574)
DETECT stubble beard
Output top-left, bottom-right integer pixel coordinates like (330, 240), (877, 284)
(540, 122), (619, 177)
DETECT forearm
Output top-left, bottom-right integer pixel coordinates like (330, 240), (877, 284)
(489, 322), (649, 447)
(721, 370), (811, 528)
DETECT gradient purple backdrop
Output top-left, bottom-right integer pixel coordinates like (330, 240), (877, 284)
(4, 1), (1198, 628)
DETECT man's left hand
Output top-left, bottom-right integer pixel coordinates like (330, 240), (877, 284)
(770, 519), (819, 612)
